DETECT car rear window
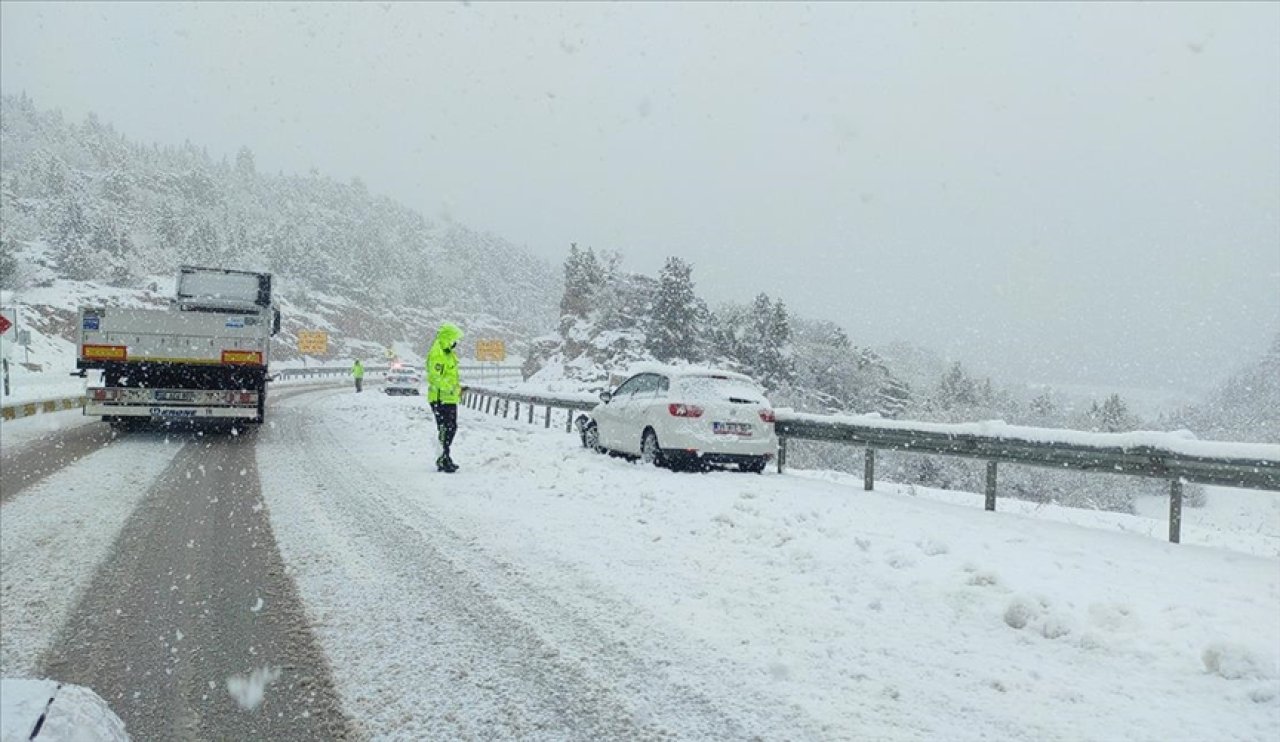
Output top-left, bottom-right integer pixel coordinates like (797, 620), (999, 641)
(675, 375), (765, 403)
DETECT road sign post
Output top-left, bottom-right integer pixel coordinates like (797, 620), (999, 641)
(0, 307), (15, 396)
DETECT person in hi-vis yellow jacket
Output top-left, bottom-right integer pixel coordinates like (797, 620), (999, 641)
(427, 323), (463, 472)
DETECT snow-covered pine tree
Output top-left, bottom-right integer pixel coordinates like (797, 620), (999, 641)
(1098, 393), (1137, 432)
(1029, 389), (1056, 421)
(740, 293), (795, 391)
(559, 243), (604, 323)
(647, 256), (701, 362)
(53, 199), (92, 279)
(0, 235), (17, 289)
(878, 376), (911, 418)
(935, 361), (978, 411)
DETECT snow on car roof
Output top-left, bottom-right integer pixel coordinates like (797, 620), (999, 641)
(621, 362), (758, 385)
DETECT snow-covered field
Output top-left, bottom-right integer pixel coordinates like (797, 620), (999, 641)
(256, 387), (1280, 740)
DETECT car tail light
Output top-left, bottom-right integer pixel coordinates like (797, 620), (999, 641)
(91, 388), (118, 401)
(668, 403), (704, 418)
(759, 408), (776, 423)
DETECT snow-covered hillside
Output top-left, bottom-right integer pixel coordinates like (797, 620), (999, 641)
(0, 94), (558, 362)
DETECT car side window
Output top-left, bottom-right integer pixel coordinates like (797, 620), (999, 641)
(657, 375), (670, 394)
(614, 375), (643, 397)
(637, 374), (663, 398)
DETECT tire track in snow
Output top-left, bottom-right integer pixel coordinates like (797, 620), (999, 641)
(38, 429), (352, 741)
(1, 422), (124, 503)
(0, 432), (187, 676)
(0, 383), (338, 504)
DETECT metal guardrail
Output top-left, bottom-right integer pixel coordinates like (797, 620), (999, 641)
(273, 364), (519, 382)
(1, 366), (387, 421)
(463, 386), (1280, 544)
(464, 386), (595, 433)
(1, 396), (84, 421)
(273, 365), (390, 381)
(775, 418), (1280, 490)
(777, 416), (1279, 544)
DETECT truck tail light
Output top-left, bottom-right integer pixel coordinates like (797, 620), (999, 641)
(759, 408), (776, 423)
(668, 403), (704, 418)
(91, 388), (119, 401)
(225, 391), (258, 404)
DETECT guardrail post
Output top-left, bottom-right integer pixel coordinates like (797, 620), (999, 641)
(504, 399), (511, 418)
(1169, 480), (1183, 544)
(527, 403), (534, 424)
(544, 406), (551, 428)
(777, 438), (787, 473)
(513, 401), (520, 419)
(864, 448), (875, 491)
(985, 461), (998, 511)
(565, 409), (574, 433)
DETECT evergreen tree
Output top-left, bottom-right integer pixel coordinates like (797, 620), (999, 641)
(879, 377), (911, 418)
(935, 362), (978, 410)
(53, 200), (91, 279)
(647, 256), (700, 362)
(235, 146), (256, 180)
(559, 243), (604, 321)
(0, 236), (17, 289)
(741, 293), (795, 390)
(1099, 393), (1136, 432)
(156, 201), (183, 248)
(183, 217), (220, 266)
(1030, 390), (1056, 420)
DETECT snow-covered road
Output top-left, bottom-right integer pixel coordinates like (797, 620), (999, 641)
(1, 384), (1277, 740)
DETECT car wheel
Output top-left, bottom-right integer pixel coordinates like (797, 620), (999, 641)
(640, 428), (666, 468)
(581, 422), (603, 452)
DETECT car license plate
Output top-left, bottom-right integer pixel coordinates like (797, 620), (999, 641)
(713, 421), (753, 436)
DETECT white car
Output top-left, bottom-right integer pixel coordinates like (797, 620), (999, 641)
(384, 365), (422, 396)
(579, 366), (777, 472)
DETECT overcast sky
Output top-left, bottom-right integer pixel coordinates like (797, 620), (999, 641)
(2, 2), (1277, 394)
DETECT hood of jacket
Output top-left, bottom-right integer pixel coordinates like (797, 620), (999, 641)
(435, 323), (464, 350)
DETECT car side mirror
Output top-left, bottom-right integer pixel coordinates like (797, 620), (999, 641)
(599, 391), (613, 404)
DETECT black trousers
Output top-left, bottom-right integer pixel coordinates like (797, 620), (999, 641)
(431, 402), (457, 458)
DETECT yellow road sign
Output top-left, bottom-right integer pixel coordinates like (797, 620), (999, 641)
(298, 330), (328, 355)
(475, 339), (506, 362)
